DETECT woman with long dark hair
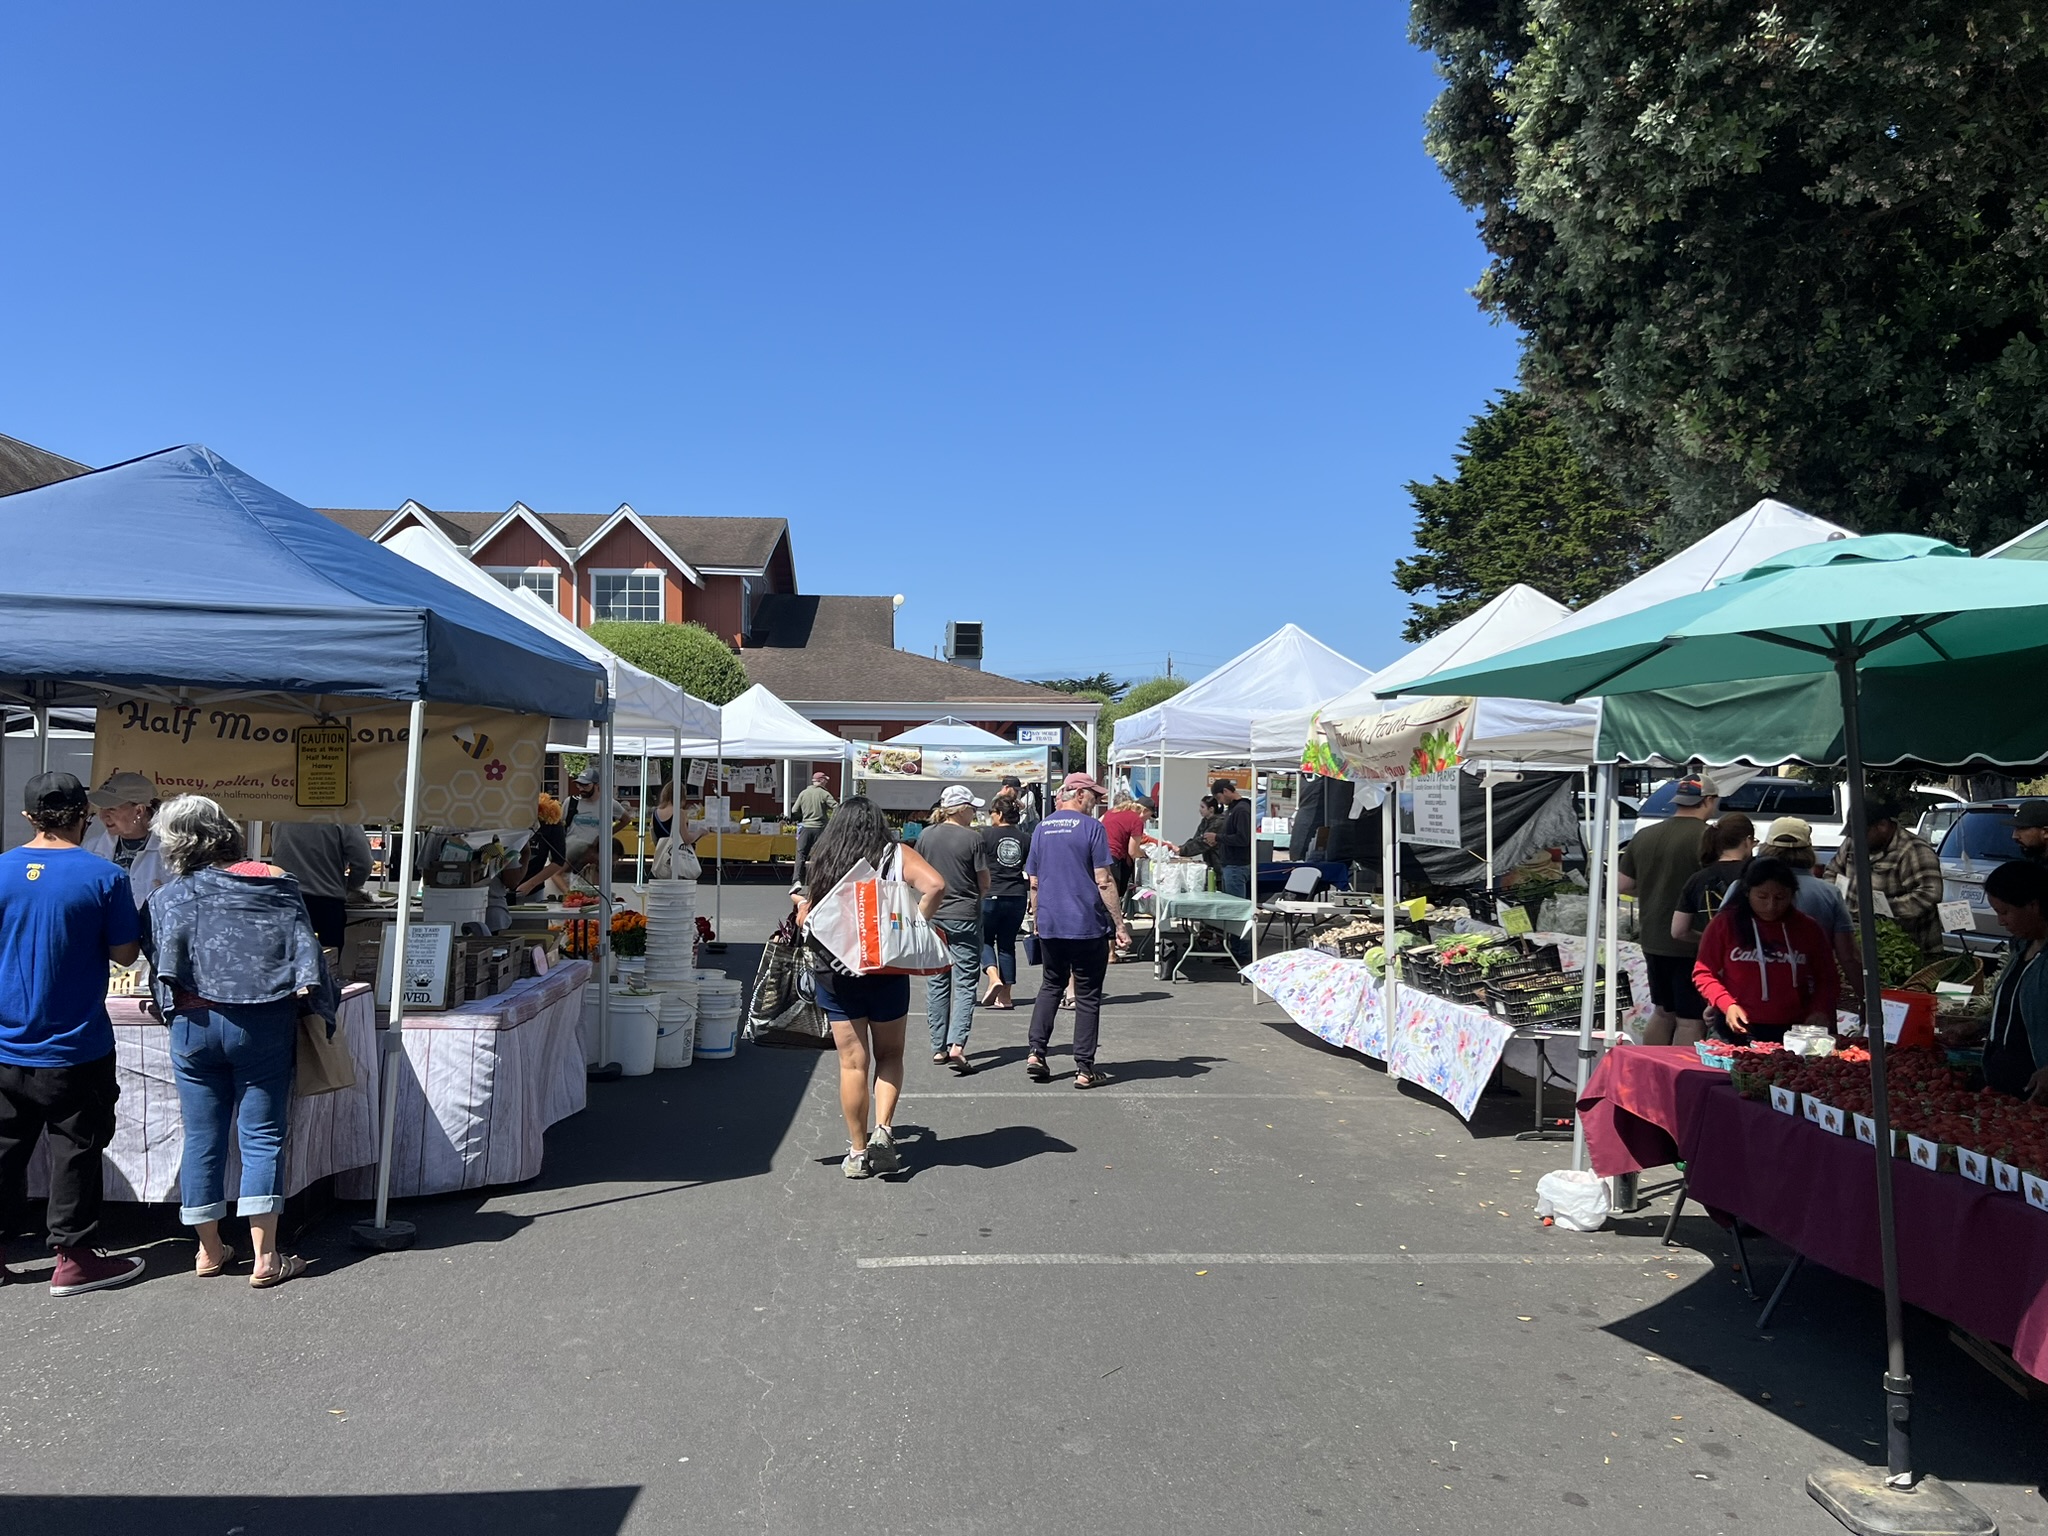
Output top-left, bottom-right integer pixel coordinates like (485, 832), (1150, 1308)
(793, 796), (945, 1178)
(1670, 811), (1756, 945)
(1691, 856), (1839, 1043)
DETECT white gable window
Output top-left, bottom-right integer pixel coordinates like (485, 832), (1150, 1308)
(487, 567), (559, 609)
(592, 570), (664, 623)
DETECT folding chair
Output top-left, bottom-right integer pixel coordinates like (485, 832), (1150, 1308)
(1259, 866), (1327, 947)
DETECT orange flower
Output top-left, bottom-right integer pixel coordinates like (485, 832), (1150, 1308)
(537, 793), (563, 825)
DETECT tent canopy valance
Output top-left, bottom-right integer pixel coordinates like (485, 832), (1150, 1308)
(1111, 624), (1371, 764)
(689, 684), (849, 761)
(0, 446), (610, 721)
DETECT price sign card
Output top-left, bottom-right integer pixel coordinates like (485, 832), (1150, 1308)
(1938, 899), (1975, 933)
(1500, 904), (1533, 936)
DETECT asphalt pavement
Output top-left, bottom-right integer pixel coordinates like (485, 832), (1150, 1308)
(3, 876), (2046, 1535)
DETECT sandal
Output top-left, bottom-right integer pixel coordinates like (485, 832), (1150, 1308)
(947, 1049), (976, 1076)
(195, 1246), (239, 1278)
(1025, 1053), (1051, 1083)
(1074, 1066), (1109, 1090)
(249, 1254), (308, 1289)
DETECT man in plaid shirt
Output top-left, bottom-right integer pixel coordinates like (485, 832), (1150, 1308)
(1831, 798), (1944, 954)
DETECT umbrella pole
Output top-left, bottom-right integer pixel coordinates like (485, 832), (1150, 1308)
(1807, 643), (1994, 1536)
(353, 697), (423, 1252)
(1383, 779), (1400, 1065)
(1570, 764), (1612, 1173)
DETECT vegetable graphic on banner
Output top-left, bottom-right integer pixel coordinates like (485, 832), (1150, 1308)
(1314, 696), (1474, 783)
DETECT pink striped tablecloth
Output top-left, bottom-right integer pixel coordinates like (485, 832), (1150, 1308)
(29, 983), (379, 1204)
(336, 961), (591, 1200)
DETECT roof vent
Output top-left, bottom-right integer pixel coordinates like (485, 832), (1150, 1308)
(944, 621), (984, 670)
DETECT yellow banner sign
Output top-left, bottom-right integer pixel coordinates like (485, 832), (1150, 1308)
(93, 697), (547, 828)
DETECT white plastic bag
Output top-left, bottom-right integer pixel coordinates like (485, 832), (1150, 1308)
(1535, 1168), (1610, 1232)
(805, 853), (948, 976)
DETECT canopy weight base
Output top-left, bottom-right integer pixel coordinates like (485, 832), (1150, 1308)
(587, 1063), (623, 1083)
(349, 1218), (418, 1253)
(1807, 1469), (1997, 1536)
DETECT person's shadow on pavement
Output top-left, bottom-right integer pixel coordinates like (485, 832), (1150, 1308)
(866, 1123), (1076, 1182)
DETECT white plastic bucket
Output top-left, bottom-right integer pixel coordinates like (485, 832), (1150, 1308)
(609, 989), (661, 1076)
(655, 995), (696, 1069)
(694, 999), (742, 1059)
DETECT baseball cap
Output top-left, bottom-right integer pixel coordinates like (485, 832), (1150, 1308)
(2017, 801), (2048, 830)
(1867, 797), (1905, 824)
(1764, 815), (1814, 848)
(570, 767), (596, 786)
(88, 770), (158, 809)
(24, 770), (88, 817)
(1061, 771), (1109, 799)
(938, 785), (985, 809)
(1670, 776), (1710, 807)
(999, 775), (1022, 789)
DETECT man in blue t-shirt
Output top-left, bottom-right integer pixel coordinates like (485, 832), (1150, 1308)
(1023, 773), (1130, 1089)
(0, 772), (146, 1296)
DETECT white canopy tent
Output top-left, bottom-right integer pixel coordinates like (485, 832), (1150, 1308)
(886, 717), (1012, 747)
(1111, 624), (1371, 765)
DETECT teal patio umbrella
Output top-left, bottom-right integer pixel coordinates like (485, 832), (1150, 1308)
(1386, 534), (2034, 1536)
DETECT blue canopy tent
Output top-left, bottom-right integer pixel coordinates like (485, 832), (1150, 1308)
(0, 445), (613, 1250)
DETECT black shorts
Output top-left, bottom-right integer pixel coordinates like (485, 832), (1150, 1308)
(1645, 953), (1705, 1019)
(811, 970), (911, 1025)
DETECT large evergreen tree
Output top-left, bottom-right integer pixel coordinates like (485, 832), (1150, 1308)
(1394, 391), (1654, 641)
(1412, 1), (2048, 547)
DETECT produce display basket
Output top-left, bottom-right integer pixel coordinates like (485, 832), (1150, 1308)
(1903, 954), (1985, 995)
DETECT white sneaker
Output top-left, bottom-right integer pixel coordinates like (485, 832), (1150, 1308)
(842, 1148), (873, 1179)
(865, 1125), (901, 1175)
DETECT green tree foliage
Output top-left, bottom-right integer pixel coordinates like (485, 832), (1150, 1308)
(1097, 676), (1190, 758)
(1412, 2), (2048, 547)
(588, 621), (750, 706)
(1031, 672), (1131, 699)
(1394, 391), (1655, 641)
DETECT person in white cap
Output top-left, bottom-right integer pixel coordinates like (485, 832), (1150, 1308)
(917, 785), (991, 1072)
(83, 771), (169, 911)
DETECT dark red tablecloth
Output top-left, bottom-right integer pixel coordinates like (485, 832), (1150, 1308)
(1579, 1044), (2048, 1382)
(1577, 1045), (1725, 1175)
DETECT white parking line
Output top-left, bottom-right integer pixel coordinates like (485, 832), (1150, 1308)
(858, 1251), (1714, 1269)
(903, 1091), (1371, 1100)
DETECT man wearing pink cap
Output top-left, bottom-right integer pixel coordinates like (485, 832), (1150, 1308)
(1023, 773), (1130, 1089)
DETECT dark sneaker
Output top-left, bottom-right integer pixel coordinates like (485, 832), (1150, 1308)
(866, 1125), (901, 1175)
(49, 1248), (145, 1296)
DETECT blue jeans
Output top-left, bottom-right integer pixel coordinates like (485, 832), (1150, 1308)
(170, 1000), (299, 1224)
(1220, 863), (1251, 899)
(980, 895), (1028, 986)
(926, 917), (983, 1053)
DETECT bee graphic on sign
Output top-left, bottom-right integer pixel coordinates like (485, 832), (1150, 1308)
(452, 726), (493, 762)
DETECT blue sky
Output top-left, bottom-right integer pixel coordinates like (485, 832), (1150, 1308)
(1, 3), (1519, 688)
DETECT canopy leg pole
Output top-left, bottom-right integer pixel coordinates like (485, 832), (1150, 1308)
(1603, 800), (1621, 1042)
(714, 736), (724, 940)
(636, 746), (649, 893)
(1085, 716), (1097, 782)
(1485, 779), (1496, 889)
(1247, 733), (1260, 1001)
(33, 702), (48, 774)
(594, 719), (617, 1073)
(1383, 778), (1400, 1072)
(671, 732), (684, 879)
(782, 759), (794, 816)
(1805, 642), (1996, 1534)
(1570, 764), (1611, 1174)
(353, 697), (424, 1252)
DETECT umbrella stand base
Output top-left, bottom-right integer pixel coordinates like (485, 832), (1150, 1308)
(350, 1218), (418, 1253)
(1808, 1469), (1997, 1535)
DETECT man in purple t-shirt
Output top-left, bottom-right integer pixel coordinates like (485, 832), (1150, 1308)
(1024, 773), (1129, 1089)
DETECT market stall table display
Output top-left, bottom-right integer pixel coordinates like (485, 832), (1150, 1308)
(29, 983), (379, 1204)
(337, 960), (592, 1201)
(1580, 1044), (2048, 1387)
(1151, 890), (1254, 982)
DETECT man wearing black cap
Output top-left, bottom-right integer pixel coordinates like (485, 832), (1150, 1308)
(2015, 801), (2048, 863)
(0, 773), (146, 1294)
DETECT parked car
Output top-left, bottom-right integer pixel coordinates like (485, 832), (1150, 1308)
(1913, 784), (1970, 850)
(1633, 775), (1844, 855)
(1934, 800), (2048, 940)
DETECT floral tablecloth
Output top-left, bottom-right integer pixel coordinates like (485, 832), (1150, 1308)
(1242, 951), (1383, 1058)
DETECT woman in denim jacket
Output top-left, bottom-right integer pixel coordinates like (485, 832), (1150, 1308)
(146, 795), (334, 1287)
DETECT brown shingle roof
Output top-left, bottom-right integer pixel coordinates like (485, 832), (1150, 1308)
(313, 504), (788, 571)
(0, 433), (90, 498)
(742, 596), (1080, 708)
(319, 507), (392, 539)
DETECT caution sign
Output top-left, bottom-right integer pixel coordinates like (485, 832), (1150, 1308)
(295, 726), (351, 808)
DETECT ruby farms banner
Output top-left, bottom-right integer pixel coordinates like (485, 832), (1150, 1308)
(94, 695), (548, 827)
(852, 743), (1050, 783)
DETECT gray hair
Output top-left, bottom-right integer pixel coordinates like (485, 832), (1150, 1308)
(156, 794), (246, 876)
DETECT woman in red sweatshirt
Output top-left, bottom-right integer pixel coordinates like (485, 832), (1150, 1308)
(1692, 857), (1840, 1042)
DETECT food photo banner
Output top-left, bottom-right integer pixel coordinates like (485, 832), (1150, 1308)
(852, 743), (1049, 783)
(1313, 696), (1474, 782)
(94, 695), (547, 828)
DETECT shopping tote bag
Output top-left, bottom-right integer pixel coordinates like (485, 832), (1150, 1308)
(807, 852), (949, 976)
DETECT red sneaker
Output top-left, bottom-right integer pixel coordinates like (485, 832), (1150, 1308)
(49, 1248), (145, 1296)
